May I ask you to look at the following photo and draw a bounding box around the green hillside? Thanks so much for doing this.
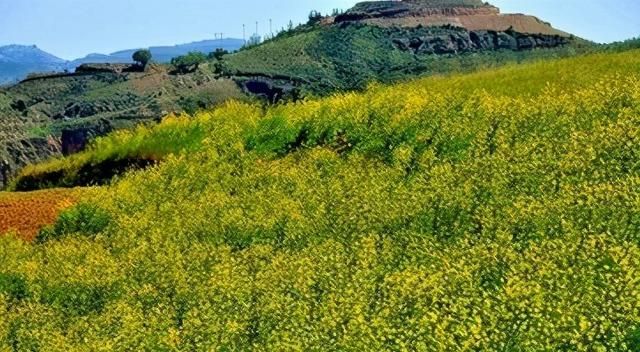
[0,64,246,177]
[14,48,640,190]
[2,49,640,350]
[224,23,592,96]
[0,14,598,175]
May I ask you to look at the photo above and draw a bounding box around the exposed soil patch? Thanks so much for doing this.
[336,1,570,37]
[0,189,81,241]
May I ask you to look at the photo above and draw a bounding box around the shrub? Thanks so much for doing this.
[208,48,229,61]
[171,52,207,74]
[0,273,29,302]
[178,96,202,115]
[36,203,110,243]
[132,49,152,68]
[40,282,112,316]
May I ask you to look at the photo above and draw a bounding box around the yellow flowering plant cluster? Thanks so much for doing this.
[1,49,640,350]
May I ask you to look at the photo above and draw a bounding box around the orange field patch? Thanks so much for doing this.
[0,189,85,241]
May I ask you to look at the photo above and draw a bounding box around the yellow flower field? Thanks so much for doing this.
[1,49,640,350]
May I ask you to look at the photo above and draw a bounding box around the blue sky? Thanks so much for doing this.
[1,0,639,60]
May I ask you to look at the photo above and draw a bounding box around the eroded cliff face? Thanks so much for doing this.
[390,27,570,55]
[335,0,570,37]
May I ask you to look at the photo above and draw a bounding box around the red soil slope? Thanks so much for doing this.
[0,189,81,241]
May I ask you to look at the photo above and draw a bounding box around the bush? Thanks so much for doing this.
[178,96,202,115]
[40,282,113,316]
[132,49,152,68]
[208,48,228,61]
[36,203,111,243]
[0,273,29,302]
[171,52,207,74]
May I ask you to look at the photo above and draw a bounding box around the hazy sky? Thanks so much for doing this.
[1,0,639,60]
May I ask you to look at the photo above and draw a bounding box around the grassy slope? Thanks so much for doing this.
[226,30,330,79]
[2,49,640,350]
[14,48,640,190]
[0,65,246,170]
[0,93,10,109]
[0,93,27,143]
[225,24,595,95]
[7,64,245,131]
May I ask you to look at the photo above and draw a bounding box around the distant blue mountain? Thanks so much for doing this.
[111,39,245,62]
[0,45,66,84]
[0,44,65,64]
[69,38,245,68]
[0,38,244,84]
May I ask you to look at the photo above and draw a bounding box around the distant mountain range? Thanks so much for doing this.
[0,45,67,84]
[0,38,244,84]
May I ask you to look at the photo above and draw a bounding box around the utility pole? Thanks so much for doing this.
[269,19,273,37]
[217,33,224,49]
[243,24,246,44]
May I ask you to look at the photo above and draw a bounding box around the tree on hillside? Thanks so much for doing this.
[308,10,322,25]
[208,48,229,61]
[132,49,152,68]
[171,52,207,74]
[246,34,262,47]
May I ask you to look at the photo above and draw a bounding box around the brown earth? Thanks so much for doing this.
[335,1,570,37]
[361,14,570,36]
[0,188,85,241]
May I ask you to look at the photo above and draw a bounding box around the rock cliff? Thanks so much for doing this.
[390,27,570,55]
